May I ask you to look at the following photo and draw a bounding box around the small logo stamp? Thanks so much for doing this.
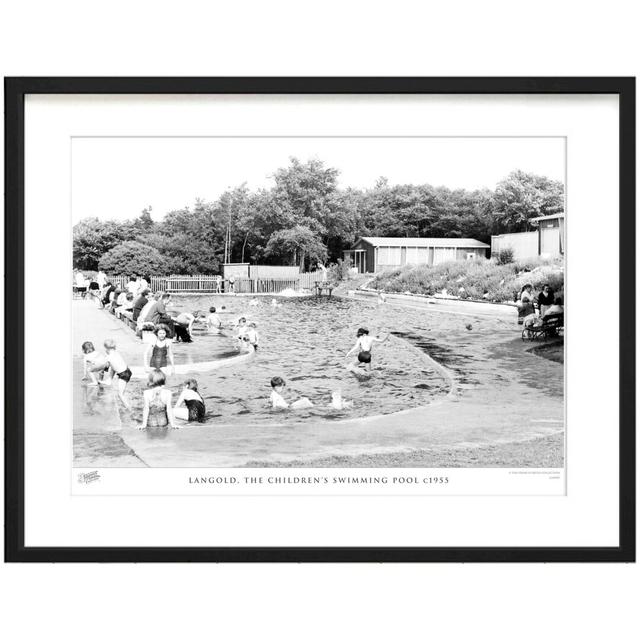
[77,470,101,484]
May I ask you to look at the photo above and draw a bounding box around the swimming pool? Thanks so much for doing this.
[120,294,559,427]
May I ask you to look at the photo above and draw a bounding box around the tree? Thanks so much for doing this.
[133,206,155,232]
[73,217,134,270]
[492,170,564,232]
[98,241,171,276]
[265,225,328,271]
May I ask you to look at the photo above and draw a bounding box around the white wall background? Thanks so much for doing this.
[1,2,638,639]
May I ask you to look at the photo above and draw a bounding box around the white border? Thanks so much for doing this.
[24,94,619,547]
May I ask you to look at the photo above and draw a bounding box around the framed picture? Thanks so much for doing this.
[4,77,635,562]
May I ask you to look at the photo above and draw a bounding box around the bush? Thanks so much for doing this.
[327,257,353,282]
[98,241,172,276]
[495,247,515,265]
[371,256,564,303]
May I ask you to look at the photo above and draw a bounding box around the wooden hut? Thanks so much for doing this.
[343,237,489,274]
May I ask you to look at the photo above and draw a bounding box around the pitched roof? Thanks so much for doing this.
[357,236,490,249]
[529,213,565,222]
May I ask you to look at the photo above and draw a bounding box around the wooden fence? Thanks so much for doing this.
[105,270,327,294]
[299,271,326,289]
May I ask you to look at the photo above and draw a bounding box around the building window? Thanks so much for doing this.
[466,252,475,260]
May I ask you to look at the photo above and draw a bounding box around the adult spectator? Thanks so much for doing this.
[517,283,534,325]
[126,276,138,295]
[96,270,107,289]
[139,292,161,325]
[150,293,175,337]
[102,281,116,306]
[136,275,149,296]
[537,285,555,317]
[132,289,150,321]
[116,289,130,307]
[544,296,564,318]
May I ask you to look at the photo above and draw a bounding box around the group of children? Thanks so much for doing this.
[82,338,206,429]
[83,288,390,427]
[267,327,389,410]
[82,339,133,408]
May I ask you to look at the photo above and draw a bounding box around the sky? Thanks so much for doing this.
[71,137,565,224]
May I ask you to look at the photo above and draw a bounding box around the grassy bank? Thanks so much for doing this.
[370,257,564,303]
[243,433,564,468]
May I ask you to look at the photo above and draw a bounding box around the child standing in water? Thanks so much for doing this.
[206,306,222,334]
[346,327,389,372]
[245,322,260,351]
[103,339,132,408]
[144,324,175,376]
[173,379,206,423]
[138,370,178,430]
[235,316,248,350]
[82,341,108,386]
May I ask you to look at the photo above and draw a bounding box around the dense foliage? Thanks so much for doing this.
[73,158,564,274]
[98,241,170,276]
[371,257,564,303]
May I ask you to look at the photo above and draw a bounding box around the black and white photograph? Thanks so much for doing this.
[72,136,566,473]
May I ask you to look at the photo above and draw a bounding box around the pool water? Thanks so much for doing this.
[122,295,550,427]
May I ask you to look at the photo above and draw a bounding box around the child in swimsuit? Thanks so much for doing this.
[173,378,206,423]
[144,324,175,376]
[346,327,389,372]
[270,376,289,409]
[103,338,132,409]
[269,376,313,410]
[206,306,222,334]
[245,322,259,351]
[235,317,248,350]
[81,341,108,386]
[138,370,179,430]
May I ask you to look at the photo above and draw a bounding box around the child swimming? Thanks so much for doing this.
[346,327,389,372]
[269,376,313,410]
[144,324,175,376]
[81,341,108,386]
[270,376,289,409]
[103,338,132,409]
[173,378,206,423]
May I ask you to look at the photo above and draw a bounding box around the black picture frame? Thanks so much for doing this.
[4,77,635,563]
